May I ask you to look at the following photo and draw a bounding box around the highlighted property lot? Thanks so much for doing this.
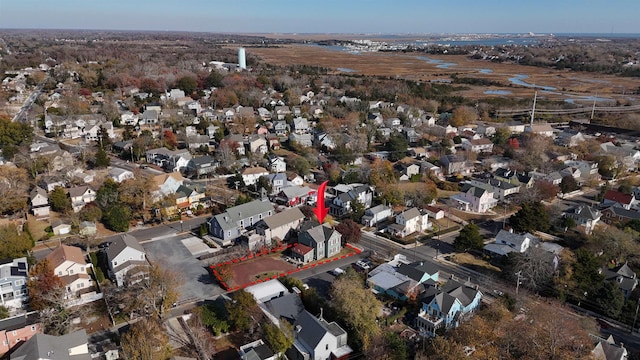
[210,243,362,291]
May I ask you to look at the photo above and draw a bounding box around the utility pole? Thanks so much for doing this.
[591,92,598,120]
[515,271,524,295]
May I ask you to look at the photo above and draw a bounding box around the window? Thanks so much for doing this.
[69,269,73,275]
[113,261,117,266]
[80,267,84,272]
[12,331,16,336]
[58,271,62,275]
[77,283,83,289]
[326,344,329,350]
[30,326,36,331]
[14,280,23,286]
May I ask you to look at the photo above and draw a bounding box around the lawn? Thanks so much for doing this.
[449,252,502,276]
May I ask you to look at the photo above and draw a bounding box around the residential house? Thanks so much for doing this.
[385,117,401,128]
[289,132,313,147]
[265,173,288,195]
[494,168,534,188]
[601,206,640,226]
[599,142,640,172]
[386,208,431,238]
[241,167,270,187]
[186,135,210,150]
[266,134,281,150]
[403,128,421,144]
[603,262,638,299]
[207,200,275,243]
[394,162,420,181]
[275,186,316,207]
[244,279,289,304]
[502,121,526,134]
[185,155,218,178]
[275,106,292,120]
[298,223,342,261]
[175,184,205,210]
[439,154,473,176]
[120,111,138,126]
[9,330,90,360]
[267,155,286,173]
[108,167,134,183]
[78,221,97,236]
[257,107,272,121]
[247,135,268,154]
[239,339,277,360]
[287,173,304,187]
[452,184,498,213]
[141,109,159,125]
[564,205,601,234]
[51,219,72,235]
[524,123,555,137]
[291,243,315,264]
[329,183,373,218]
[367,254,439,300]
[292,117,309,134]
[482,156,514,172]
[39,176,66,192]
[415,279,482,337]
[152,172,184,201]
[67,186,96,213]
[420,161,445,180]
[468,177,520,201]
[424,205,445,220]
[0,258,28,310]
[361,204,393,227]
[556,129,586,147]
[256,207,305,243]
[273,120,288,136]
[105,234,149,287]
[287,310,353,360]
[591,335,628,360]
[46,245,93,299]
[602,190,635,210]
[30,187,50,218]
[0,312,41,355]
[483,229,538,257]
[145,147,192,172]
[461,138,494,153]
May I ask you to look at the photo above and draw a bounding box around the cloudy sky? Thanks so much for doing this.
[1,0,638,34]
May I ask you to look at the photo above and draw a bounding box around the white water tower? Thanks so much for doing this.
[238,48,246,70]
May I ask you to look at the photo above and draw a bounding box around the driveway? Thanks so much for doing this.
[140,234,224,303]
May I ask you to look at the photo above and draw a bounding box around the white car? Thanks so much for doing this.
[356,260,371,270]
[331,267,345,276]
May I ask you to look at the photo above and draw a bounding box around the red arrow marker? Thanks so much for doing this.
[313,181,329,223]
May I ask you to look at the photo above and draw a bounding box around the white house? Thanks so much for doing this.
[267,155,286,173]
[241,167,270,187]
[483,229,538,257]
[256,207,305,243]
[67,186,96,213]
[30,186,50,217]
[152,172,184,201]
[105,234,148,287]
[45,245,93,299]
[108,167,134,183]
[452,184,498,213]
[361,204,393,227]
[386,208,430,238]
[288,310,353,360]
[461,138,494,153]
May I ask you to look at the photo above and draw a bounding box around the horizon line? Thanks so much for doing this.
[0,28,639,37]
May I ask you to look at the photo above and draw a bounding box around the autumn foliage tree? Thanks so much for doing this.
[121,317,172,360]
[335,219,362,246]
[163,130,178,150]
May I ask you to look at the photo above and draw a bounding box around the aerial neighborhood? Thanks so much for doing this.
[0,29,638,359]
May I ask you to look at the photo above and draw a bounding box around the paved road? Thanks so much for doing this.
[12,80,44,123]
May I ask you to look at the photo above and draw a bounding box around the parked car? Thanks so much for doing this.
[331,267,345,276]
[356,259,372,270]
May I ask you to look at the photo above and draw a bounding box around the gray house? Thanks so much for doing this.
[298,223,342,261]
[207,200,275,243]
[9,329,90,360]
[287,310,352,360]
[185,155,218,178]
[0,257,29,310]
[105,234,148,287]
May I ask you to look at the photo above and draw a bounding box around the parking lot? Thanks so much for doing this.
[140,234,225,303]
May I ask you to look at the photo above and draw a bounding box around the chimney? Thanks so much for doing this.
[295,325,302,333]
[509,228,513,233]
[319,307,324,320]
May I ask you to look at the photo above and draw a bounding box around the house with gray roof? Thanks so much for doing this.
[361,204,393,227]
[439,154,473,176]
[468,177,520,201]
[30,187,50,218]
[185,155,218,178]
[298,223,341,261]
[105,234,148,287]
[292,117,309,134]
[367,254,439,300]
[416,279,482,337]
[256,207,305,243]
[452,183,498,213]
[275,186,316,207]
[239,339,277,360]
[604,262,638,299]
[207,200,274,243]
[329,183,373,218]
[564,205,601,234]
[287,310,353,360]
[386,207,431,238]
[10,329,90,360]
[483,229,538,257]
[591,335,628,360]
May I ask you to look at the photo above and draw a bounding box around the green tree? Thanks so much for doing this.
[349,199,366,223]
[0,305,9,320]
[290,156,311,176]
[204,71,224,88]
[256,175,272,193]
[225,289,261,332]
[454,224,484,252]
[0,116,33,154]
[176,76,198,95]
[96,178,120,208]
[80,204,103,222]
[94,146,110,168]
[572,248,605,293]
[594,281,625,319]
[559,175,579,194]
[387,133,408,162]
[508,202,549,233]
[263,321,294,357]
[491,127,510,146]
[330,269,381,350]
[0,224,33,259]
[102,205,130,232]
[49,186,71,212]
[194,303,229,336]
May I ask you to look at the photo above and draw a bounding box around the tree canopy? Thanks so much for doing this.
[508,202,549,233]
[0,224,33,259]
[335,219,362,246]
[454,224,484,252]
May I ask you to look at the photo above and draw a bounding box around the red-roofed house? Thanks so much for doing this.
[291,243,314,264]
[602,190,635,210]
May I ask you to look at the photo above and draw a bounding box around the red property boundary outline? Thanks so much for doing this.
[210,243,363,291]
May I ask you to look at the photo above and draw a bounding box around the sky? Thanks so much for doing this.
[0,0,638,34]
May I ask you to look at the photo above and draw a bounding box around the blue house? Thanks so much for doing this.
[415,279,482,337]
[367,255,439,301]
[207,200,274,245]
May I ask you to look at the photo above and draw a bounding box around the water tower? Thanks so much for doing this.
[238,48,246,70]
